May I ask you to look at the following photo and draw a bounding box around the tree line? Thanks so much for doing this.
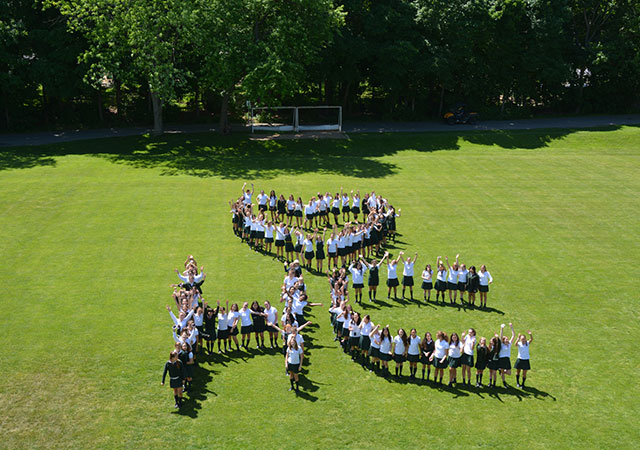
[1,0,638,133]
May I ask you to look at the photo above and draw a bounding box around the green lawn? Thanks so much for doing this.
[1,126,639,448]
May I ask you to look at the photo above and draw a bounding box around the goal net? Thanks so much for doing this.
[297,106,342,132]
[249,105,342,132]
[250,106,296,132]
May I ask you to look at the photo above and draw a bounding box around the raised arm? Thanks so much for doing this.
[369,324,380,338]
[455,254,460,266]
[509,323,515,344]
[444,256,451,270]
[242,182,247,196]
[298,320,312,332]
[378,251,389,266]
[527,330,533,344]
[500,324,505,340]
[167,306,179,326]
[267,322,284,334]
[413,252,418,265]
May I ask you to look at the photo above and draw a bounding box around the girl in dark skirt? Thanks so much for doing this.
[286,194,295,226]
[446,332,462,386]
[348,312,362,361]
[302,232,315,269]
[162,350,186,408]
[466,266,480,307]
[349,258,367,304]
[229,200,240,236]
[401,251,418,300]
[420,332,435,380]
[264,220,275,254]
[515,330,533,388]
[421,264,433,302]
[487,336,501,388]
[358,314,373,367]
[445,255,460,304]
[478,264,493,308]
[228,303,241,351]
[294,197,303,227]
[277,194,287,222]
[350,189,361,222]
[392,328,409,377]
[340,187,350,222]
[269,190,277,221]
[284,226,295,262]
[363,252,388,302]
[475,337,489,387]
[274,223,286,260]
[434,257,448,303]
[238,302,254,349]
[178,342,194,393]
[369,324,382,373]
[294,228,304,262]
[431,331,449,384]
[217,301,230,353]
[326,230,338,271]
[263,301,279,348]
[407,328,422,379]
[202,301,218,354]
[461,328,476,385]
[379,326,393,377]
[331,192,341,226]
[285,338,304,392]
[250,301,266,348]
[499,323,515,386]
[315,228,326,272]
[386,252,403,299]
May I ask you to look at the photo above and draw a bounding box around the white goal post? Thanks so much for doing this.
[249,105,342,133]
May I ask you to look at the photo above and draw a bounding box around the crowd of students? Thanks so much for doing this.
[328,296,533,388]
[229,184,401,270]
[162,256,320,408]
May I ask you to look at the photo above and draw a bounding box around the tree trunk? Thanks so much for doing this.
[150,91,163,135]
[97,89,104,124]
[114,79,122,116]
[438,85,445,117]
[42,84,49,127]
[219,90,231,134]
[4,106,10,130]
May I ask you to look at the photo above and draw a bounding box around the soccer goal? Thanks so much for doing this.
[249,106,296,132]
[297,106,342,132]
[249,105,342,133]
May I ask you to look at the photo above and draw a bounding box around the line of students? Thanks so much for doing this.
[229,186,401,270]
[328,295,533,389]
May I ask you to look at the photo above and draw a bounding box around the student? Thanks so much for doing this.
[286,195,296,226]
[401,252,418,299]
[268,190,277,220]
[304,199,317,229]
[369,324,382,373]
[241,182,254,205]
[487,336,501,388]
[239,302,254,349]
[431,331,449,384]
[228,303,241,351]
[285,339,304,392]
[340,187,350,222]
[420,332,435,381]
[178,342,195,393]
[275,223,286,260]
[331,192,341,226]
[326,230,338,271]
[499,323,515,386]
[217,301,230,353]
[446,332,462,386]
[445,255,460,304]
[263,301,279,348]
[284,226,295,262]
[407,328,422,379]
[421,264,433,302]
[257,189,268,213]
[379,325,393,377]
[434,257,448,303]
[162,350,186,409]
[264,220,275,253]
[348,312,362,361]
[466,266,480,307]
[250,301,266,348]
[348,257,368,304]
[475,337,489,387]
[315,228,326,272]
[202,301,218,354]
[478,265,493,308]
[392,328,409,377]
[386,252,403,299]
[515,330,533,388]
[294,197,303,227]
[277,194,287,222]
[363,252,387,302]
[302,232,315,269]
[359,314,373,367]
[350,189,361,221]
[461,328,476,385]
[293,227,305,262]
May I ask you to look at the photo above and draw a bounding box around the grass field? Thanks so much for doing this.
[1,126,639,448]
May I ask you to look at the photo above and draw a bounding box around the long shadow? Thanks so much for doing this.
[3,125,633,175]
[174,363,216,418]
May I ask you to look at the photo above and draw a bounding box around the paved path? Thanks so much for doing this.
[1,114,639,147]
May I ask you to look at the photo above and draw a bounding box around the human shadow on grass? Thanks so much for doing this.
[4,126,628,175]
[174,363,216,418]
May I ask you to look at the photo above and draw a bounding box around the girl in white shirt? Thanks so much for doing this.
[228,303,241,351]
[457,263,469,303]
[216,301,230,353]
[263,301,279,348]
[421,264,433,302]
[256,189,268,213]
[430,330,449,384]
[302,233,315,269]
[275,223,286,259]
[369,324,382,373]
[392,328,409,377]
[348,312,362,360]
[269,190,278,220]
[340,187,350,222]
[447,332,463,386]
[239,302,254,349]
[378,326,393,377]
[348,259,367,304]
[326,231,338,271]
[445,255,460,304]
[350,189,361,221]
[401,251,418,300]
[515,330,533,388]
[406,328,422,378]
[241,182,254,205]
[285,339,304,392]
[331,191,341,226]
[363,252,388,302]
[499,323,515,386]
[478,264,493,308]
[264,220,275,253]
[286,195,296,226]
[294,197,303,227]
[358,315,373,367]
[460,328,476,385]
[435,257,448,303]
[386,252,403,299]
